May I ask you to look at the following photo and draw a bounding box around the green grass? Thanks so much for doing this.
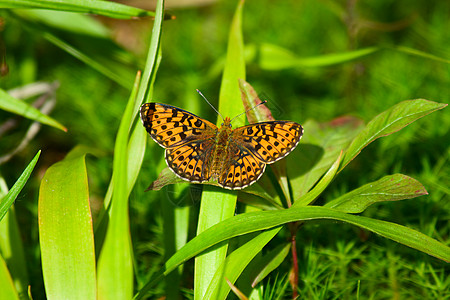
[1,0,449,299]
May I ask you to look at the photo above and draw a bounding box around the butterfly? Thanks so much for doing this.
[140,102,303,190]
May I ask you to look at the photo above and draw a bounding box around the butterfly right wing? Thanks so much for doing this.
[140,103,217,148]
[232,121,303,164]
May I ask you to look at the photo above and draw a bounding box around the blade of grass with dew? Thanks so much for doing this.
[38,149,95,299]
[0,89,66,131]
[1,0,155,19]
[0,255,19,300]
[0,151,41,221]
[341,99,448,171]
[96,71,141,300]
[194,1,246,299]
[204,228,280,300]
[164,206,450,274]
[325,174,428,213]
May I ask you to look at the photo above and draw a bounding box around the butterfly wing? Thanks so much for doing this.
[140,103,218,183]
[232,121,303,164]
[165,139,215,183]
[217,143,266,189]
[140,103,217,148]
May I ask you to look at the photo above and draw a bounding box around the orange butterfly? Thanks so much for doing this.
[140,102,303,190]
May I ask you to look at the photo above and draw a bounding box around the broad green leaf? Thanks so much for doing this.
[289,117,363,201]
[259,44,379,70]
[325,174,428,213]
[341,99,448,170]
[204,228,280,300]
[0,255,19,300]
[251,243,291,287]
[195,1,246,299]
[165,206,450,274]
[0,151,41,221]
[0,89,66,131]
[39,150,95,299]
[1,0,155,19]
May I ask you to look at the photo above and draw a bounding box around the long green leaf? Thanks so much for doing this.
[165,206,450,274]
[341,99,448,170]
[39,150,95,299]
[0,89,66,131]
[0,151,41,221]
[195,1,246,299]
[325,174,428,213]
[1,0,155,19]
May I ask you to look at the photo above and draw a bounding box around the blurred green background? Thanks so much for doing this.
[1,0,449,298]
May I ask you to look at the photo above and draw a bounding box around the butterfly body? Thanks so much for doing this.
[141,103,303,190]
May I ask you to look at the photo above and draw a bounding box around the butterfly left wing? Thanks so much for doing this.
[140,103,217,149]
[165,139,215,183]
[232,121,303,164]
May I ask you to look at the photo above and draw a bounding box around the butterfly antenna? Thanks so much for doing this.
[196,89,225,122]
[230,100,268,123]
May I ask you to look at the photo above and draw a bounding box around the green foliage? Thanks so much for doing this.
[0,0,449,299]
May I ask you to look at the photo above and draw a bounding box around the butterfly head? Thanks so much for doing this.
[221,116,232,128]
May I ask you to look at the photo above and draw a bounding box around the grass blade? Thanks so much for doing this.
[98,0,164,297]
[96,71,141,300]
[38,150,95,299]
[259,44,379,70]
[251,243,291,287]
[0,89,66,131]
[1,0,155,19]
[292,151,342,207]
[0,151,41,221]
